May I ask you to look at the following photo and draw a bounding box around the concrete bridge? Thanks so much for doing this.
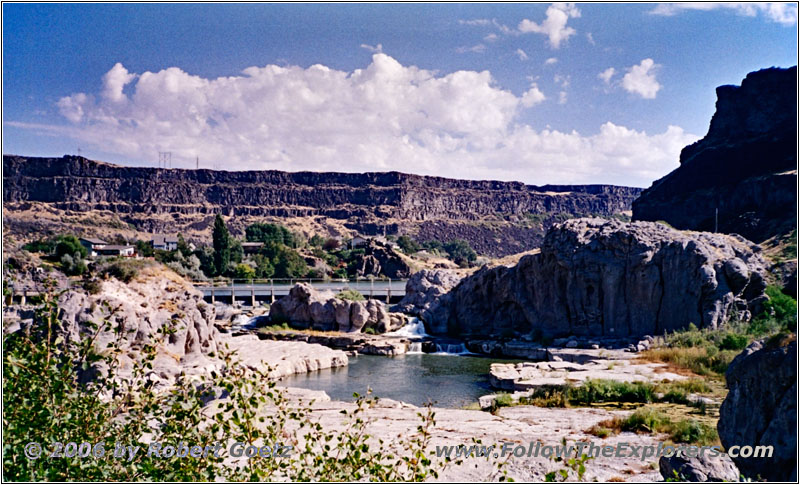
[195,279,408,306]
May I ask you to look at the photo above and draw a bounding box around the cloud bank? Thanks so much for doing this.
[650,2,797,26]
[33,54,698,187]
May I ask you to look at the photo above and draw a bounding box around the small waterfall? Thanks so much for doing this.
[407,342,423,354]
[385,317,430,338]
[231,314,260,332]
[434,343,469,355]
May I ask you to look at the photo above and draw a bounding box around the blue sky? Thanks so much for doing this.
[3,3,797,187]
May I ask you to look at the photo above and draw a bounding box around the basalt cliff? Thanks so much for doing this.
[3,155,641,257]
[633,66,797,243]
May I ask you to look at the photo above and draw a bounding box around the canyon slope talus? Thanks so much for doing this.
[633,66,797,243]
[3,155,641,257]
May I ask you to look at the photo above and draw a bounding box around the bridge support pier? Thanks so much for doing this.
[386,287,391,304]
[210,287,215,304]
[251,287,256,307]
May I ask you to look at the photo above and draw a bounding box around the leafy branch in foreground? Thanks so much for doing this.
[2,285,463,481]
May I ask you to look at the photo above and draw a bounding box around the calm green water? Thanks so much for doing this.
[281,353,519,408]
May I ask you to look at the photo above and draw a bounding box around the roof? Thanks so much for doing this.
[241,242,264,247]
[80,237,108,245]
[152,234,179,245]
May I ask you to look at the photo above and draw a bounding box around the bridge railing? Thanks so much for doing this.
[194,277,408,288]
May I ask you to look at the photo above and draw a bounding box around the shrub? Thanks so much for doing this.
[669,419,718,446]
[397,235,420,255]
[83,279,103,295]
[54,235,88,260]
[619,407,670,433]
[322,238,340,251]
[233,263,256,280]
[3,291,456,481]
[336,289,365,301]
[101,260,148,283]
[719,332,748,350]
[59,252,87,276]
[443,239,477,267]
[309,234,325,247]
[569,379,655,405]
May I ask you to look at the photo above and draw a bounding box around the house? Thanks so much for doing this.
[79,237,108,257]
[348,236,368,249]
[96,245,136,257]
[241,242,264,254]
[152,234,179,251]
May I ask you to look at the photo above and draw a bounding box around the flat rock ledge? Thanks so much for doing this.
[487,348,685,393]
[223,334,349,379]
[255,329,411,356]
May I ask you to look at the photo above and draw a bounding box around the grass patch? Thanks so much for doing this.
[587,406,718,446]
[336,289,365,301]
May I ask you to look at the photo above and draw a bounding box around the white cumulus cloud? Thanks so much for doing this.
[25,54,700,186]
[598,67,616,84]
[515,49,530,61]
[650,2,797,25]
[545,57,558,65]
[518,3,581,48]
[521,84,546,107]
[360,43,383,53]
[622,59,661,99]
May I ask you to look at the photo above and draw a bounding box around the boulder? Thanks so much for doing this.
[269,283,406,334]
[659,453,740,482]
[428,218,769,339]
[391,269,462,333]
[718,337,797,481]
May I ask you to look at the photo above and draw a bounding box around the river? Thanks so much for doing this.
[281,353,521,408]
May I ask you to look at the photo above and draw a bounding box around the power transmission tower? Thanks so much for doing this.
[196,156,199,169]
[158,151,172,169]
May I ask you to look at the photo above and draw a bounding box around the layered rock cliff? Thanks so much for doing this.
[423,218,769,339]
[633,66,797,243]
[3,155,641,257]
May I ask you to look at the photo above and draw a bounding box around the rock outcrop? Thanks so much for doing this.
[717,337,797,481]
[633,66,797,244]
[354,240,412,278]
[269,283,407,333]
[427,218,769,338]
[3,155,641,257]
[391,269,462,323]
[8,265,348,384]
[658,453,740,482]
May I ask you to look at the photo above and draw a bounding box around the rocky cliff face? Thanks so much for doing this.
[424,218,769,339]
[718,338,796,481]
[633,67,797,243]
[3,155,641,257]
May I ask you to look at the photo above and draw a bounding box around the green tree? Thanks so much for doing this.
[230,239,244,265]
[252,254,275,278]
[194,246,216,277]
[212,215,231,276]
[444,239,477,267]
[55,235,88,260]
[397,235,420,255]
[135,240,154,258]
[309,234,325,247]
[322,238,340,251]
[273,245,308,278]
[233,263,256,280]
[177,233,192,257]
[245,223,296,248]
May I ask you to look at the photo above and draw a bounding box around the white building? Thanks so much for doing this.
[152,234,179,251]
